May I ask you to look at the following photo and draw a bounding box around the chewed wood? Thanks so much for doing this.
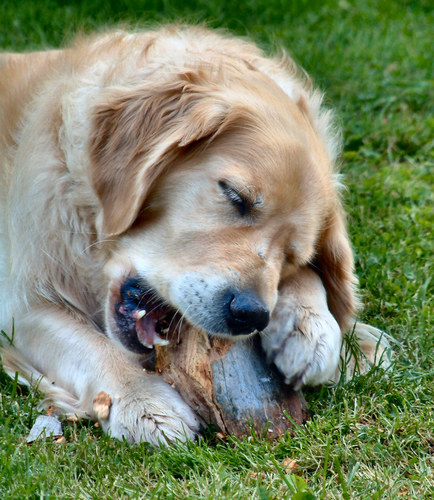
[155,328,309,437]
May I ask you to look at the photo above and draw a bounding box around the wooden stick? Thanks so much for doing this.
[155,327,309,438]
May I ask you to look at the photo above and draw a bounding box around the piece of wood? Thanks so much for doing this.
[155,327,309,438]
[93,391,112,420]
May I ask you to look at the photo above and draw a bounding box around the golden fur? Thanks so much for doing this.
[0,26,369,445]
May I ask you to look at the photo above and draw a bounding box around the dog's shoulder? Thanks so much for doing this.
[0,50,64,152]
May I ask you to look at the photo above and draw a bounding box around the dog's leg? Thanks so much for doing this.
[2,307,200,446]
[260,267,342,389]
[335,322,393,383]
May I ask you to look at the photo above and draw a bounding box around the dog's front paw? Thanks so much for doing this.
[261,304,341,389]
[100,374,200,446]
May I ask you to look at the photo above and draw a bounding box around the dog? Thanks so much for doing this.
[1,26,376,446]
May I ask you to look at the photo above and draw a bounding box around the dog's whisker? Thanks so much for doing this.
[174,305,191,343]
[70,239,119,267]
[174,305,192,343]
[166,309,182,337]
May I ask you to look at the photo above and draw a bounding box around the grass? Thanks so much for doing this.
[0,0,432,498]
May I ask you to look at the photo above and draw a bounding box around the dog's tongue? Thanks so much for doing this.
[134,310,169,349]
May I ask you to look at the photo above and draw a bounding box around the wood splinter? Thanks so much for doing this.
[93,391,112,420]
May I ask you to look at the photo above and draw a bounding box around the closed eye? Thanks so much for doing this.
[218,180,251,217]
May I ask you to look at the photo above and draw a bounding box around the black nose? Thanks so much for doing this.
[225,290,270,335]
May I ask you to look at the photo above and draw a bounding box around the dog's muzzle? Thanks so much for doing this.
[112,276,271,354]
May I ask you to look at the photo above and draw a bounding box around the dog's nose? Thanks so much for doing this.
[225,290,270,335]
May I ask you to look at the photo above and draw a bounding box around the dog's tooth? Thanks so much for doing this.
[153,335,169,346]
[136,309,146,319]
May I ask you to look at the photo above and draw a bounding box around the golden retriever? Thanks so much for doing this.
[0,26,383,446]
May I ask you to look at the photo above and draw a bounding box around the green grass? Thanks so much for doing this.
[1,0,433,498]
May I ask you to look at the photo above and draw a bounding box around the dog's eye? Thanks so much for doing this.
[218,180,250,217]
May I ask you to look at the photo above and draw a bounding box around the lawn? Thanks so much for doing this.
[0,0,432,498]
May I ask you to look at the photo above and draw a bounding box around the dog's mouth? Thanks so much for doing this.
[114,277,180,351]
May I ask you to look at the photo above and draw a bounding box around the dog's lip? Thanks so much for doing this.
[117,305,170,348]
[135,309,170,348]
[114,277,177,349]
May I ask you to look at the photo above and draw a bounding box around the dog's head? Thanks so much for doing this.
[89,63,356,353]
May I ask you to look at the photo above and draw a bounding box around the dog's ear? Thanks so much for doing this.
[312,201,358,329]
[89,74,228,235]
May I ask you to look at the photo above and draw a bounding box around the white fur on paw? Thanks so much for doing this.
[101,375,200,446]
[261,306,341,389]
